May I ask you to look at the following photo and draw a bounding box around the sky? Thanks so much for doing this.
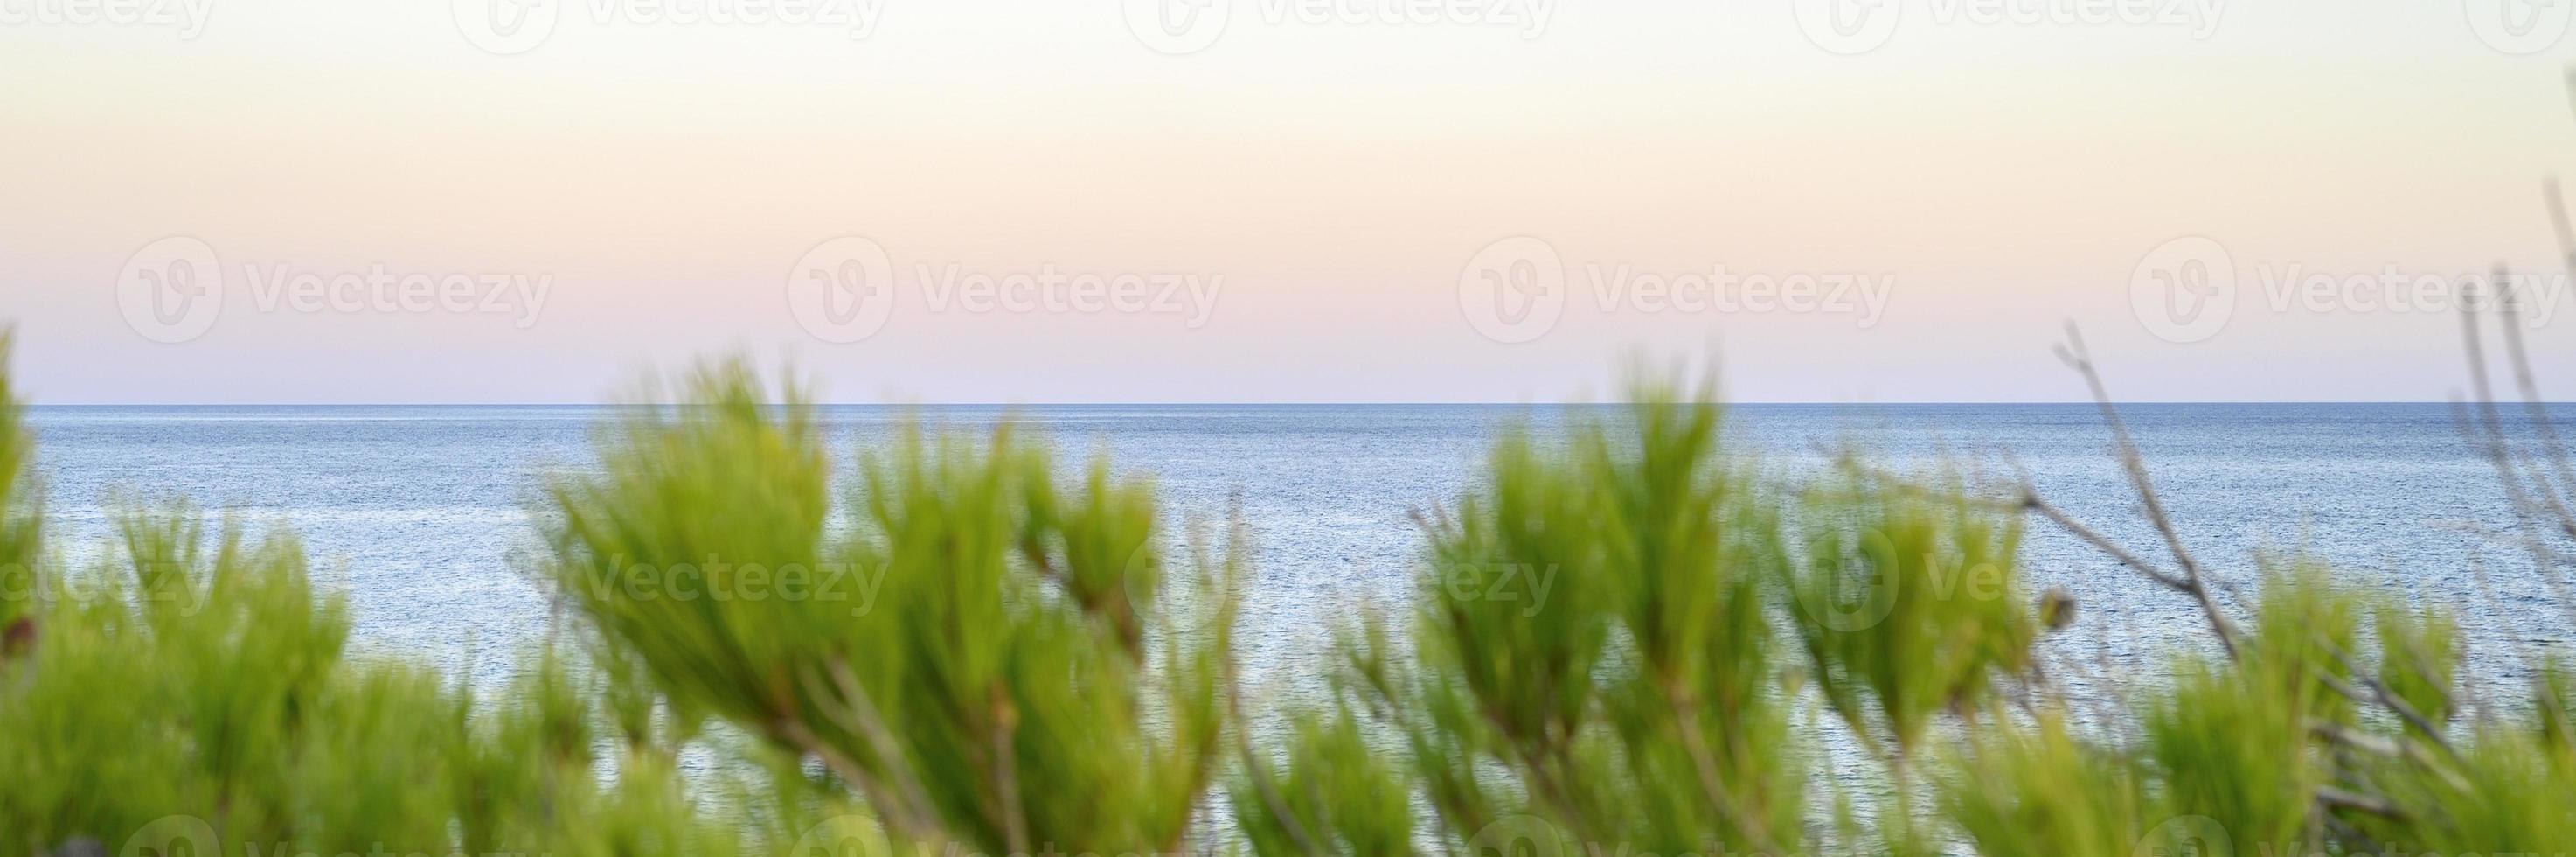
[5,0,2576,403]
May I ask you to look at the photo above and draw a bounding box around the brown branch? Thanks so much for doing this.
[774,714,941,844]
[2310,720,2405,758]
[1229,686,1327,857]
[796,658,946,842]
[2316,642,2463,764]
[2311,719,2473,795]
[1819,447,2197,594]
[2315,785,2404,819]
[2480,269,2576,538]
[2498,213,2576,510]
[2019,489,2195,592]
[1665,685,1792,857]
[989,682,1031,857]
[2055,324,2241,658]
[2461,288,2552,533]
[2454,299,2576,631]
[2320,811,2388,855]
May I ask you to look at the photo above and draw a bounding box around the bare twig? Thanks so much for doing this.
[2454,298,2576,631]
[2315,785,2404,819]
[2494,247,2576,512]
[989,682,1031,857]
[2322,813,2386,855]
[2476,271,2576,540]
[796,658,946,842]
[1226,681,1326,857]
[2019,489,2196,592]
[1820,447,2196,594]
[1665,685,1793,857]
[2052,325,2242,656]
[2314,643,2461,763]
[774,714,942,844]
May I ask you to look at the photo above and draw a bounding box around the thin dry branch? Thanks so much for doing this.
[1663,686,1793,857]
[1226,691,1326,857]
[2314,643,2462,763]
[2018,489,2195,592]
[795,658,947,842]
[2315,785,2405,820]
[2052,325,2243,657]
[2468,271,2576,542]
[2454,303,2576,632]
[1818,446,2194,593]
[2495,246,2576,511]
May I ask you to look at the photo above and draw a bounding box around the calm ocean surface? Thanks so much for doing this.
[22,403,2573,708]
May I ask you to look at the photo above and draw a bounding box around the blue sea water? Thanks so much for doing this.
[21,403,2573,708]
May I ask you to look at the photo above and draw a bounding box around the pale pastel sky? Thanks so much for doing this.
[5,0,2576,403]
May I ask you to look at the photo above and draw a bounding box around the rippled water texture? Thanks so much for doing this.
[26,403,2571,706]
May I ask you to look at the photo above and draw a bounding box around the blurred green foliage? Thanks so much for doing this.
[3,339,2576,856]
[1277,380,1808,856]
[1788,470,2033,760]
[0,331,38,645]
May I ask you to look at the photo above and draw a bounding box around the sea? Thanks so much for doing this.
[21,403,2574,720]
